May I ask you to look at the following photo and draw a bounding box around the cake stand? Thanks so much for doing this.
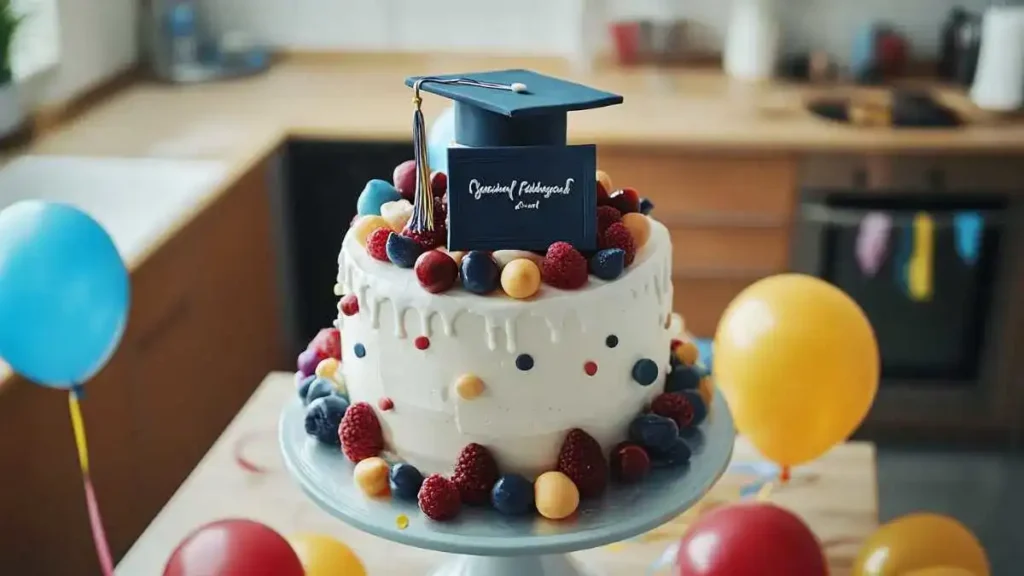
[279,393,735,576]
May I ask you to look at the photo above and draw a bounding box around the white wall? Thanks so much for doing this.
[204,0,991,64]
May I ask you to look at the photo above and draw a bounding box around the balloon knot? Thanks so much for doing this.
[780,466,791,484]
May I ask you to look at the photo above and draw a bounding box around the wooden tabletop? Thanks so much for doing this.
[116,372,878,575]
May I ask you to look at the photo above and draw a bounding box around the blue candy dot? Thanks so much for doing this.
[606,335,619,348]
[631,358,659,386]
[354,343,366,358]
[515,354,534,371]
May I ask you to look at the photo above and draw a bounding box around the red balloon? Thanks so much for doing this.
[163,519,305,576]
[676,503,828,576]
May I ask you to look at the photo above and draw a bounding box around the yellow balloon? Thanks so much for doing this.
[287,533,367,576]
[713,274,879,466]
[853,513,989,576]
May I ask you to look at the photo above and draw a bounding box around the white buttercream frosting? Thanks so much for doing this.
[336,221,674,478]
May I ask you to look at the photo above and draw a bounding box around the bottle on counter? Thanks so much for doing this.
[167,0,199,66]
[939,8,968,80]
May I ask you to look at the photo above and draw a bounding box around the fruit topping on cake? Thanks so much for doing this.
[418,474,462,521]
[354,457,391,496]
[629,413,680,452]
[339,293,359,316]
[621,212,651,249]
[309,328,341,360]
[500,258,542,299]
[596,170,614,202]
[304,395,349,445]
[339,402,384,463]
[414,250,459,293]
[385,232,425,268]
[541,241,588,290]
[606,187,640,214]
[588,248,626,281]
[596,205,623,234]
[459,251,501,295]
[380,199,413,232]
[600,222,637,266]
[639,197,655,215]
[534,471,580,520]
[452,443,501,506]
[649,438,693,468]
[556,429,609,498]
[389,463,425,501]
[357,179,402,216]
[393,160,417,201]
[365,227,393,262]
[610,442,651,483]
[491,474,534,516]
[430,171,447,198]
[651,392,697,430]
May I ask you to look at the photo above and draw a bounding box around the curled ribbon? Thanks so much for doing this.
[69,389,114,576]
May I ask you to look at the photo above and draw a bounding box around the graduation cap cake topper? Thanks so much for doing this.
[406,70,623,252]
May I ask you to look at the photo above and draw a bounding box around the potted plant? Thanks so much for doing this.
[0,0,23,137]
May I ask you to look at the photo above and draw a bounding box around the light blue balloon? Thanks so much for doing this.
[427,105,455,175]
[0,201,130,388]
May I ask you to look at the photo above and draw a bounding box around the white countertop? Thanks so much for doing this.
[0,155,229,268]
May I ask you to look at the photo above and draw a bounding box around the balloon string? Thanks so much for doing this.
[69,389,114,576]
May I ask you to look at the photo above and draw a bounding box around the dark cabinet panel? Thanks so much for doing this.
[284,140,413,351]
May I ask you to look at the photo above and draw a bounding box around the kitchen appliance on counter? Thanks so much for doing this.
[970,3,1024,111]
[723,0,779,81]
[139,0,269,83]
[793,157,1024,444]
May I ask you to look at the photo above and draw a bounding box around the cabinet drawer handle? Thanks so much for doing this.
[134,296,194,353]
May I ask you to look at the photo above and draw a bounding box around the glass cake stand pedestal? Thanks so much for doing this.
[279,394,735,576]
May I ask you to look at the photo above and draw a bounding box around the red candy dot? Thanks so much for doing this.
[670,338,683,351]
[584,361,598,376]
[414,336,430,350]
[340,294,359,316]
[378,397,394,411]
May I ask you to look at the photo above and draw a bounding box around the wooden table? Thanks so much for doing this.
[116,372,878,575]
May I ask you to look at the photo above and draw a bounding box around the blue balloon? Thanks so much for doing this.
[427,105,455,174]
[0,201,130,388]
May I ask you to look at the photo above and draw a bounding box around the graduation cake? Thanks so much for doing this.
[295,70,712,522]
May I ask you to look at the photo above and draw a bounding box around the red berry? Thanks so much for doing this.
[414,336,430,350]
[378,397,394,411]
[310,328,341,360]
[556,429,608,498]
[610,442,651,483]
[670,338,684,351]
[339,294,359,316]
[452,443,500,506]
[651,392,695,429]
[401,227,445,250]
[418,474,461,521]
[596,179,612,205]
[600,223,637,266]
[393,160,417,201]
[414,250,459,293]
[608,188,641,214]
[541,242,588,290]
[430,171,448,198]
[366,227,393,262]
[339,402,384,463]
[596,205,622,235]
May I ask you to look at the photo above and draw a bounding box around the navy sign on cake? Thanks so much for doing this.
[447,145,597,251]
[405,69,622,251]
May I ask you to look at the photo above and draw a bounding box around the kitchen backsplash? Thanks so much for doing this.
[204,0,991,64]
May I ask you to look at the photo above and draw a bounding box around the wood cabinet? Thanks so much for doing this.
[0,159,289,575]
[598,148,798,337]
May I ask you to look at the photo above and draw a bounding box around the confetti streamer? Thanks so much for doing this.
[908,212,934,302]
[954,211,983,266]
[69,390,114,576]
[855,212,892,277]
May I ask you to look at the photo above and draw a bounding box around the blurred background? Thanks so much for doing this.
[0,0,1022,574]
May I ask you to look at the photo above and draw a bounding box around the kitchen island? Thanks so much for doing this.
[1,53,1021,575]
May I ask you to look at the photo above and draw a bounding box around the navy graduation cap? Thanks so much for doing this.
[404,70,623,252]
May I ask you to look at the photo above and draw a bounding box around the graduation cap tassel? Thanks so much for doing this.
[410,80,435,233]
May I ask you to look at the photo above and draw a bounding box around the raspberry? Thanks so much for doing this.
[556,429,608,498]
[541,242,588,290]
[600,222,636,266]
[651,392,695,430]
[339,294,359,316]
[365,227,392,262]
[417,474,461,521]
[452,443,500,506]
[339,402,384,462]
[610,442,651,484]
[596,205,622,235]
[309,328,341,360]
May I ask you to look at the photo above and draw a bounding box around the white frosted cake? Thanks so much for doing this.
[293,68,713,522]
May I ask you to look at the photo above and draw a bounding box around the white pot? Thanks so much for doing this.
[0,84,25,137]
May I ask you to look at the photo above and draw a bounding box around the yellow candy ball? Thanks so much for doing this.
[443,249,466,267]
[534,471,579,520]
[353,457,390,496]
[596,170,614,195]
[673,340,700,366]
[315,358,341,381]
[500,259,542,299]
[455,374,485,400]
[352,216,390,247]
[621,213,651,249]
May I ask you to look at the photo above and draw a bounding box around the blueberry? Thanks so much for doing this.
[631,358,660,386]
[681,390,708,426]
[386,233,425,268]
[665,365,701,393]
[588,248,625,280]
[629,414,679,452]
[297,375,317,403]
[650,437,692,468]
[389,463,425,501]
[304,377,338,405]
[304,395,349,444]
[460,251,500,294]
[639,197,655,215]
[491,474,534,516]
[357,179,402,216]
